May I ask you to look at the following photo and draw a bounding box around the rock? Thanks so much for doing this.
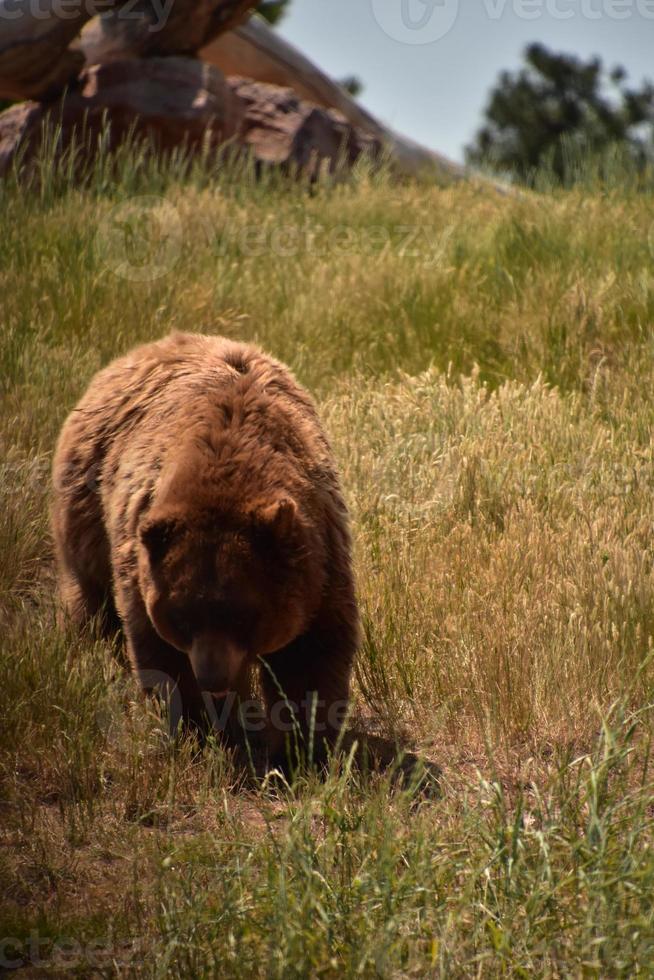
[201,15,468,182]
[0,0,89,102]
[0,57,243,175]
[80,11,464,182]
[228,77,381,177]
[0,0,255,102]
[202,15,386,141]
[74,0,256,65]
[0,60,381,179]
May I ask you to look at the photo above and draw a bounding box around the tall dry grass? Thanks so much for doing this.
[1,146,654,975]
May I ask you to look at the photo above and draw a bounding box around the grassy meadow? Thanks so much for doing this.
[1,148,654,976]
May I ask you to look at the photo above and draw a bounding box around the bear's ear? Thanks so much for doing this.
[139,517,178,564]
[252,496,298,539]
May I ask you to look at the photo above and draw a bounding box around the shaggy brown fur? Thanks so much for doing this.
[51,332,360,766]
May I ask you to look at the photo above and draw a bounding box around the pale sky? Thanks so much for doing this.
[278,0,653,162]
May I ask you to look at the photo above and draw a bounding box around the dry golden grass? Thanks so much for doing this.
[1,150,654,975]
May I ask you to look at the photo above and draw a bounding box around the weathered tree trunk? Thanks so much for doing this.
[0,0,255,102]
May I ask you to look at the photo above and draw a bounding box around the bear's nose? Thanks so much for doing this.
[189,636,246,693]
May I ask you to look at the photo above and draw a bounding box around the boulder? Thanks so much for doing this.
[229,77,380,177]
[72,0,256,64]
[0,59,381,178]
[0,57,243,175]
[201,15,467,181]
[0,0,88,102]
[0,0,255,102]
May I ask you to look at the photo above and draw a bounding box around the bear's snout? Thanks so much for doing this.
[189,635,246,693]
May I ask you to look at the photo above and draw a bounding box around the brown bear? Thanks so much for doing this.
[51,332,360,767]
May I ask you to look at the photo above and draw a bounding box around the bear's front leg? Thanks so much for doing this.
[114,576,211,734]
[117,591,210,736]
[260,621,355,771]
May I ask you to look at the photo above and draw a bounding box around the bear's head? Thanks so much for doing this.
[137,496,324,694]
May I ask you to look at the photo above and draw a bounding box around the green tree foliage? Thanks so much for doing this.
[466,44,654,183]
[339,75,364,98]
[257,0,291,24]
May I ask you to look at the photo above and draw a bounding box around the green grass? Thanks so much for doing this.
[2,147,654,976]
